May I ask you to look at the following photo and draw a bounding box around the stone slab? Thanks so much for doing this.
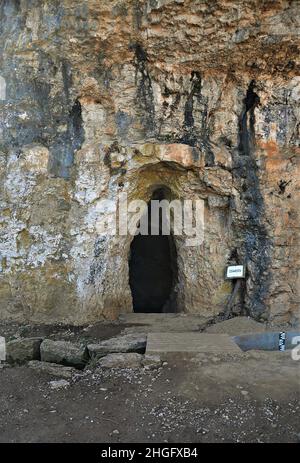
[146,332,242,354]
[88,333,147,357]
[119,313,210,333]
[28,360,76,379]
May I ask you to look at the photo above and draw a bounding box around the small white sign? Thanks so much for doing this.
[226,265,245,279]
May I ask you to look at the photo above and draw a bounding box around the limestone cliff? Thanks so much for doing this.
[0,0,299,325]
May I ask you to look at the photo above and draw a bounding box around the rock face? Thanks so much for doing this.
[40,340,88,368]
[0,1,299,325]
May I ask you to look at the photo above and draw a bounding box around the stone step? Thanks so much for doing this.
[118,313,210,332]
[146,332,242,354]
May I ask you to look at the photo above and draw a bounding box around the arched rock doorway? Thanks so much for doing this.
[129,188,178,313]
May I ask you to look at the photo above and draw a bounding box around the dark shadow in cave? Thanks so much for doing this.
[129,188,178,313]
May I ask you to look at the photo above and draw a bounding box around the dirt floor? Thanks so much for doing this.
[0,317,299,443]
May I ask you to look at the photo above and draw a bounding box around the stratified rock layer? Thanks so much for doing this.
[0,1,299,325]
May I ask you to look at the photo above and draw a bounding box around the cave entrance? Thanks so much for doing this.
[129,188,177,313]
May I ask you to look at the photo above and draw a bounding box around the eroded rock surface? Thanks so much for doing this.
[40,339,88,368]
[28,360,77,379]
[6,337,43,364]
[88,333,147,356]
[0,1,299,325]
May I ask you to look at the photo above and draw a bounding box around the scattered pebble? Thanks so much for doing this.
[49,380,70,390]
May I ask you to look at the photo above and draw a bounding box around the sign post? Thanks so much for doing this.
[223,265,246,318]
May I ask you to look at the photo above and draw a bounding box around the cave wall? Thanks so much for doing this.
[0,0,299,325]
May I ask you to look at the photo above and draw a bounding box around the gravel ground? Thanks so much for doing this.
[0,348,299,443]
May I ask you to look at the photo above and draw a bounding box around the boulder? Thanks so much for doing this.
[40,339,88,368]
[6,337,42,364]
[96,353,142,369]
[28,360,76,379]
[88,333,147,357]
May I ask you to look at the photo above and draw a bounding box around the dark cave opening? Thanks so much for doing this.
[129,188,177,313]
